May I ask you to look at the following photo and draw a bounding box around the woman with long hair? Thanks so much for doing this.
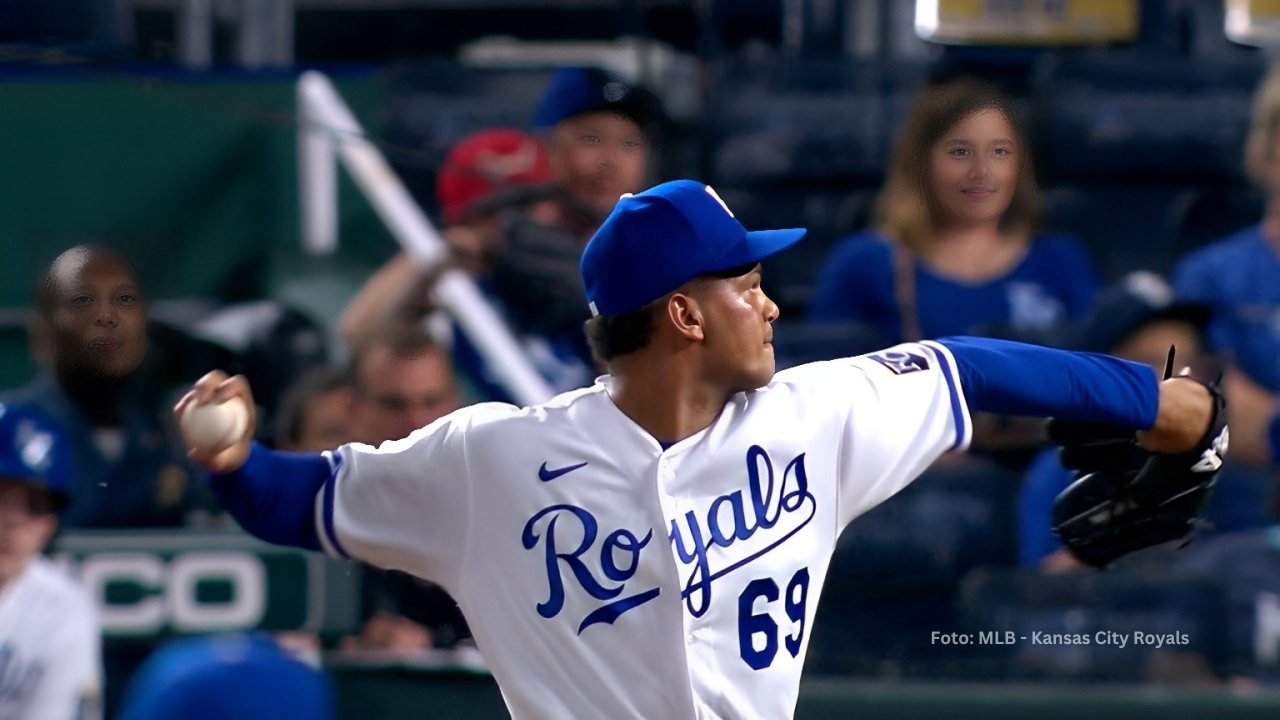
[809,76,1097,346]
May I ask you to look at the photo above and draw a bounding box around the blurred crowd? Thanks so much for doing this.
[5,47,1280,719]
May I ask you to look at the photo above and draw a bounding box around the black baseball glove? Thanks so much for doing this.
[1047,354,1229,568]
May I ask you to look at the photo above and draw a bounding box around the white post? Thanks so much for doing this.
[295,72,556,407]
[298,78,337,255]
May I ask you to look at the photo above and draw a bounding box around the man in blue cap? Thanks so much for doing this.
[339,68,669,405]
[533,66,667,223]
[456,65,668,396]
[0,402,101,719]
[179,180,1223,719]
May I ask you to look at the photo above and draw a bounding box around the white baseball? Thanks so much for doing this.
[181,398,249,453]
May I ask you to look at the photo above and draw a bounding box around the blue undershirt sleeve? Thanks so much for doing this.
[206,442,330,551]
[937,336,1159,429]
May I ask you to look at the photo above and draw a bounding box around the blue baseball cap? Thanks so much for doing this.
[532,66,667,131]
[119,633,334,720]
[580,180,807,317]
[1074,271,1212,353]
[0,403,72,509]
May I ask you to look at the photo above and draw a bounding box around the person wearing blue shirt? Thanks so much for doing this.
[1172,61,1280,394]
[1173,224,1280,395]
[3,245,217,528]
[810,77,1099,460]
[809,76,1097,346]
[1171,64,1280,469]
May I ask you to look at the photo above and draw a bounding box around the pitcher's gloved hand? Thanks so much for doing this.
[1048,349,1229,568]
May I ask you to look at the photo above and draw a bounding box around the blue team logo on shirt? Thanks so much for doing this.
[0,642,44,710]
[869,350,930,375]
[668,446,815,618]
[521,505,658,634]
[521,446,815,633]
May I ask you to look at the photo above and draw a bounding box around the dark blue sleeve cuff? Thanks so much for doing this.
[207,442,331,552]
[938,336,1159,429]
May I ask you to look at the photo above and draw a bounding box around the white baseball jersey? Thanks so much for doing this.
[0,557,101,720]
[316,340,971,719]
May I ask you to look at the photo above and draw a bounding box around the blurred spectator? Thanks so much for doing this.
[117,633,334,720]
[808,76,1098,460]
[339,68,668,401]
[2,245,213,528]
[532,66,665,223]
[348,324,463,446]
[436,128,559,276]
[1171,63,1280,468]
[338,128,558,349]
[808,76,1097,346]
[0,402,101,720]
[1018,272,1271,571]
[1171,525,1280,685]
[487,66,664,379]
[273,366,354,453]
[342,324,471,652]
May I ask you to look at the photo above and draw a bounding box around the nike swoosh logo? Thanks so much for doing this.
[538,461,588,482]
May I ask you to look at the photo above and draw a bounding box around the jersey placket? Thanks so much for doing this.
[652,447,731,716]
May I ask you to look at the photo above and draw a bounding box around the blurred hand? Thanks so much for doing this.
[1039,548,1089,574]
[173,370,256,474]
[341,611,433,653]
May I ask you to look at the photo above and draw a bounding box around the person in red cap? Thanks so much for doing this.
[434,128,557,273]
[340,68,670,404]
[436,128,553,223]
[338,127,557,346]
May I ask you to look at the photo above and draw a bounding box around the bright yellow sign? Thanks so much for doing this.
[916,0,1139,45]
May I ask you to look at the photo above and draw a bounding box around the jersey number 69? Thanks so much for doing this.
[737,567,810,670]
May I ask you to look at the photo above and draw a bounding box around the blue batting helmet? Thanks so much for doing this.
[0,403,72,509]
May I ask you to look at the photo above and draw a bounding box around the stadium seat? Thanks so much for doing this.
[1040,183,1190,281]
[1167,184,1264,259]
[1032,52,1266,185]
[704,58,930,186]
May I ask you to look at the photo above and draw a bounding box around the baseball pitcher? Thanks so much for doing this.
[177,180,1225,719]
